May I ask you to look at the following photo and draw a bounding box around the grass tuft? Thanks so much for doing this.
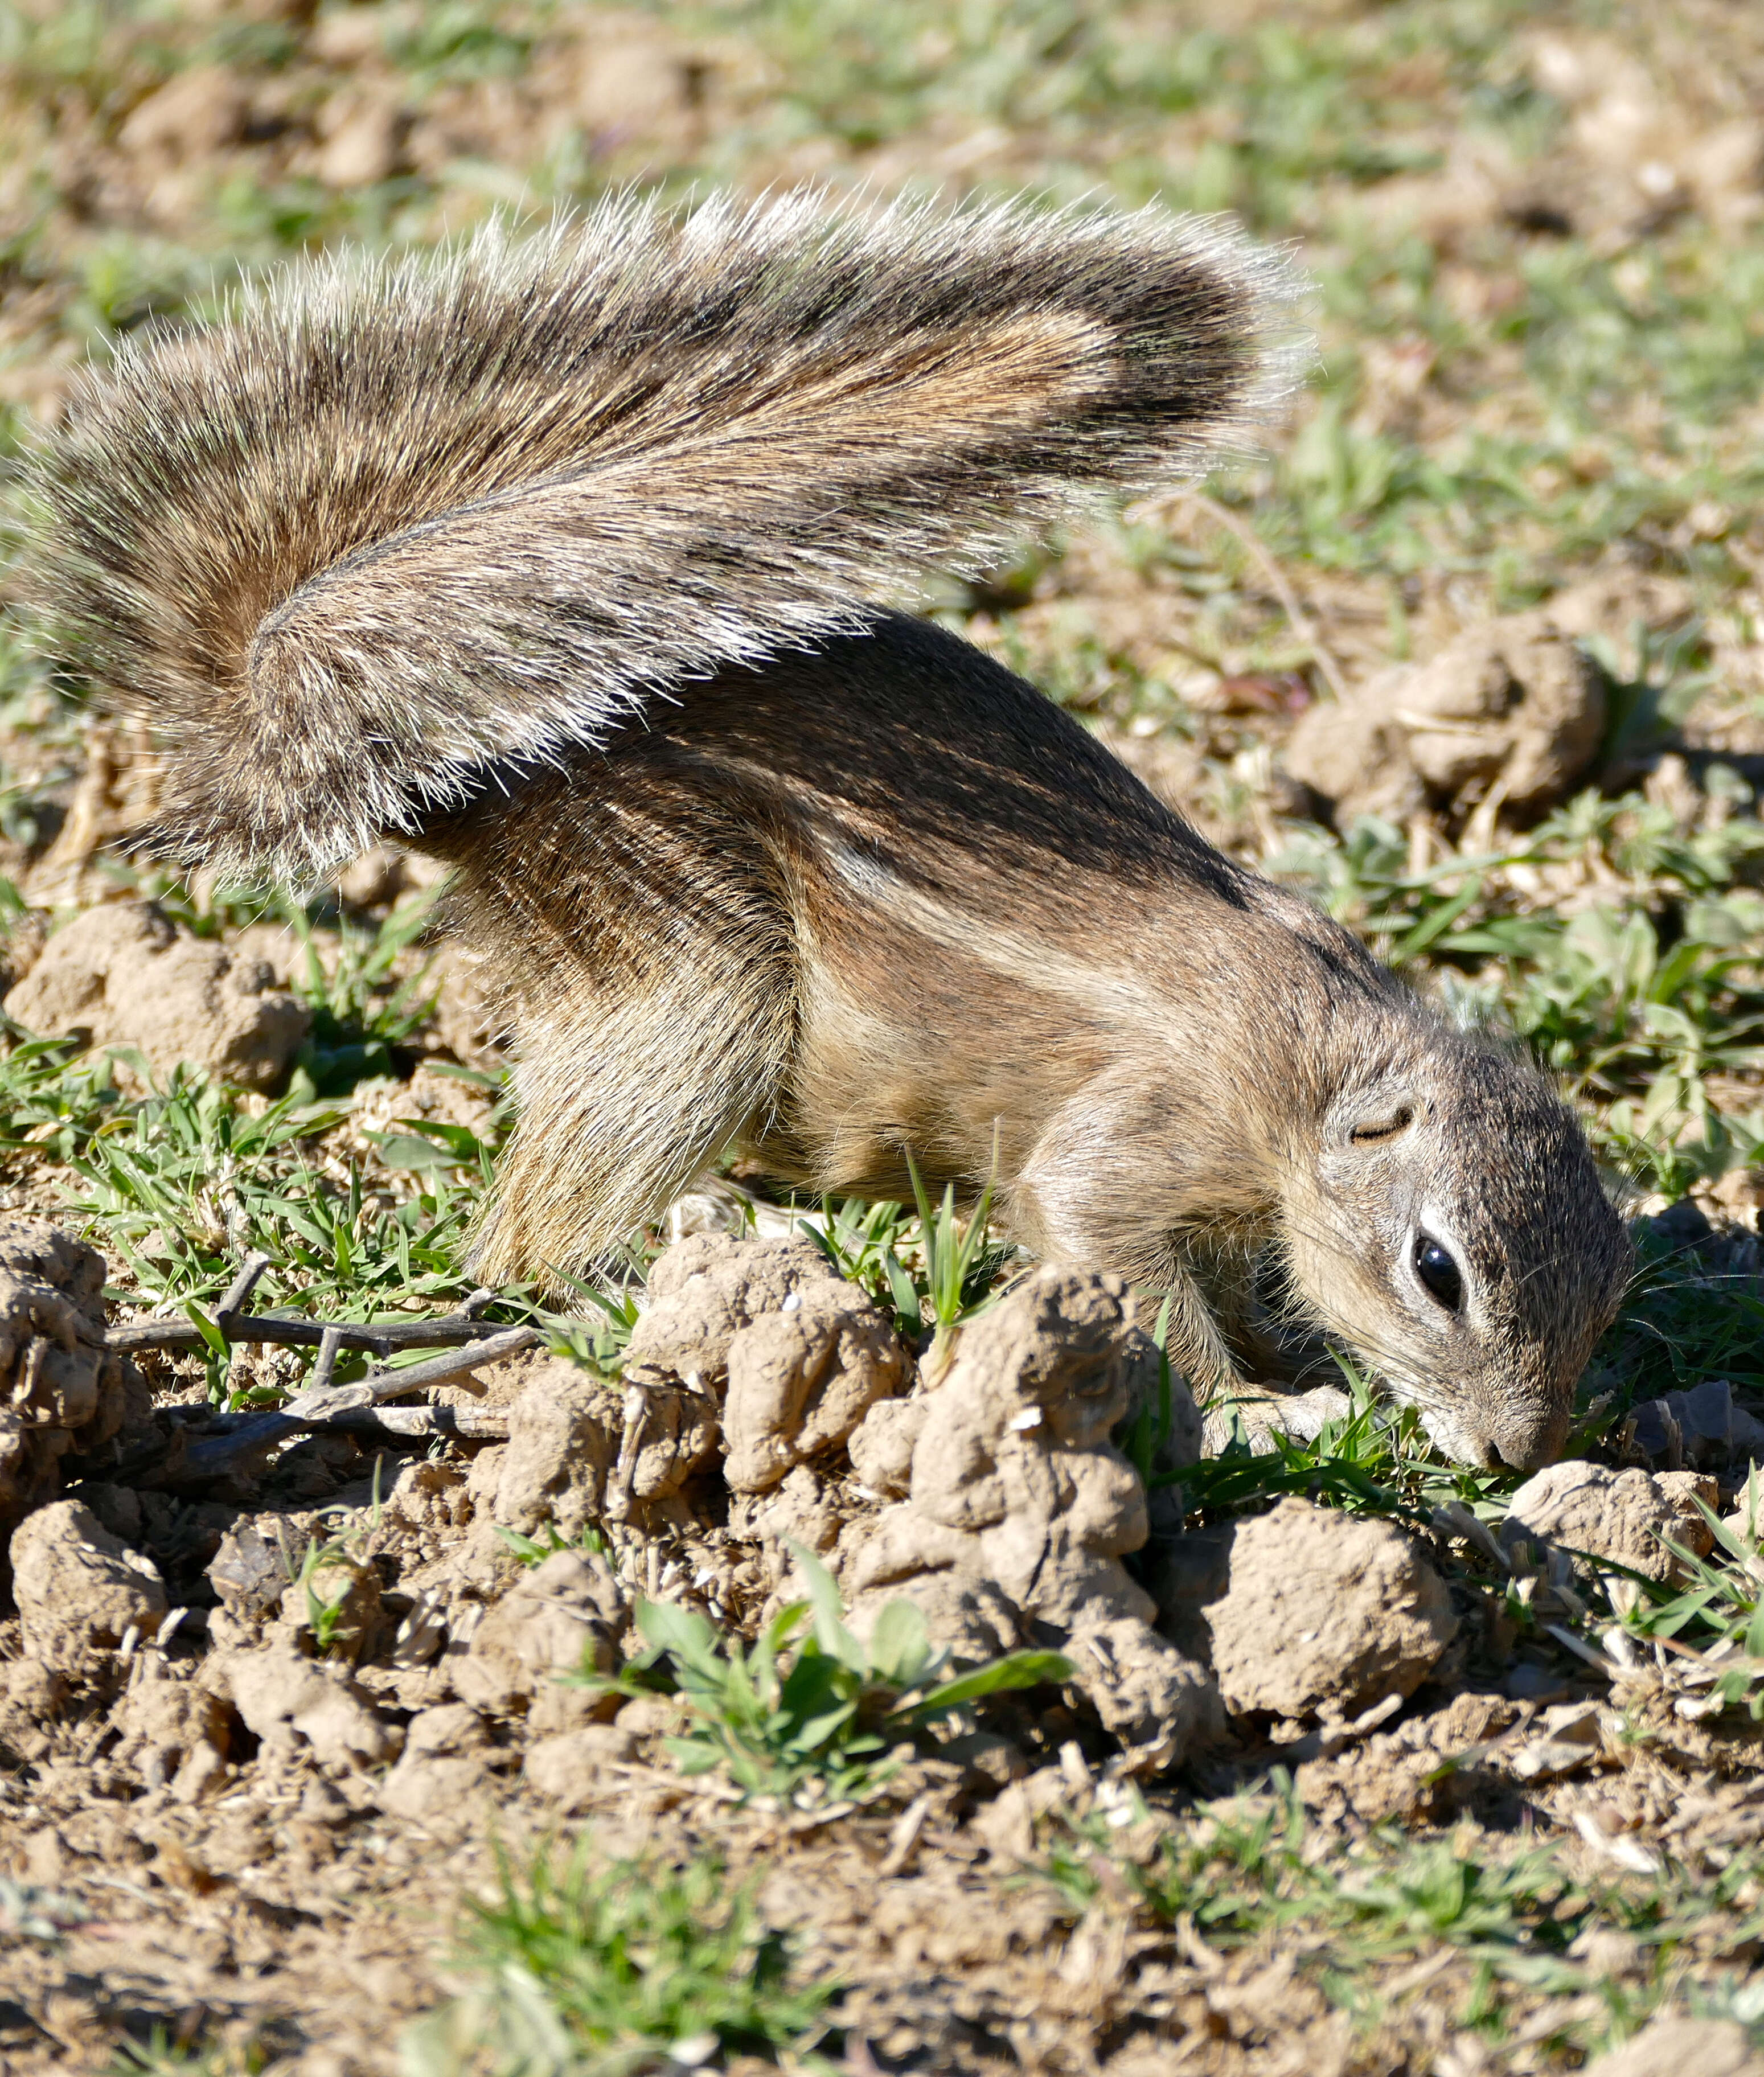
[403,1844,836,2076]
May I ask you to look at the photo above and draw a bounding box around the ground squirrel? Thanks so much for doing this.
[27,190,1630,1470]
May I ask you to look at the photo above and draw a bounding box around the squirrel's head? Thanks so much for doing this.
[1277,1027,1632,1470]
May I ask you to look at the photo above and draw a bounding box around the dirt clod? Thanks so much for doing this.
[849,1267,1219,1765]
[449,1547,626,1725]
[623,1233,906,1494]
[848,1394,928,1497]
[207,1516,294,1622]
[209,1637,402,1774]
[9,1497,167,1670]
[524,1723,639,1812]
[1160,1496,1457,1721]
[623,1233,832,1386]
[3,901,309,1090]
[1285,609,1606,824]
[1501,1461,1718,1583]
[0,1220,136,1539]
[1584,2018,1764,2077]
[109,1657,233,1801]
[722,1290,905,1493]
[494,1358,717,1532]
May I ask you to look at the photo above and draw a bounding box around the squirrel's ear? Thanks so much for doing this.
[1329,1083,1426,1151]
[1346,1103,1416,1147]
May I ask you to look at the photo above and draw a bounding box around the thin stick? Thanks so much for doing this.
[214,1253,272,1328]
[108,1310,516,1356]
[1160,488,1352,705]
[294,1403,510,1441]
[340,1327,541,1405]
[174,1324,541,1480]
[307,1323,345,1397]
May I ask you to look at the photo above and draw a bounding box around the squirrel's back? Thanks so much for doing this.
[28,189,1301,885]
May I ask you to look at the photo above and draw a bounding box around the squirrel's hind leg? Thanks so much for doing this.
[426,758,799,1294]
[470,966,795,1291]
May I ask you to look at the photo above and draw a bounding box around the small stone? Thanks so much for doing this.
[1582,2018,1763,2077]
[10,1499,167,1670]
[1502,1462,1716,1584]
[1192,1499,1456,1722]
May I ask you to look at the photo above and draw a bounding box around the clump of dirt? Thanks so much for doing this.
[624,1230,906,1494]
[1501,1461,1720,1583]
[209,1636,404,1776]
[493,1356,718,1533]
[1281,572,1701,832]
[848,1267,1220,1770]
[1285,606,1607,827]
[1517,31,1764,245]
[1586,2018,1764,2077]
[3,902,309,1091]
[1152,1496,1458,1723]
[10,1498,166,1669]
[0,1218,141,1542]
[448,1545,625,1727]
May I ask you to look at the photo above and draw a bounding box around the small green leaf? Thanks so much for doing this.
[789,1543,868,1673]
[180,1299,227,1358]
[637,1598,724,1678]
[881,1249,922,1333]
[905,1649,1074,1722]
[868,1599,934,1688]
[371,1132,462,1171]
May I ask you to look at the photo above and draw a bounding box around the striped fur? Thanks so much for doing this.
[27,188,1302,882]
[22,190,1632,1470]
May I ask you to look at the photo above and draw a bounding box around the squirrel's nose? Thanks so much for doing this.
[1441,1404,1569,1472]
[1486,1405,1570,1473]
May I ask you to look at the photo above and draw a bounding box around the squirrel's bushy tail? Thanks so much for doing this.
[29,188,1303,883]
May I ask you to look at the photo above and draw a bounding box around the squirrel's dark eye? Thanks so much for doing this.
[1413,1233,1464,1313]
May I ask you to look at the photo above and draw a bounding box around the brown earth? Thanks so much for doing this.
[2,1228,1763,2074]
